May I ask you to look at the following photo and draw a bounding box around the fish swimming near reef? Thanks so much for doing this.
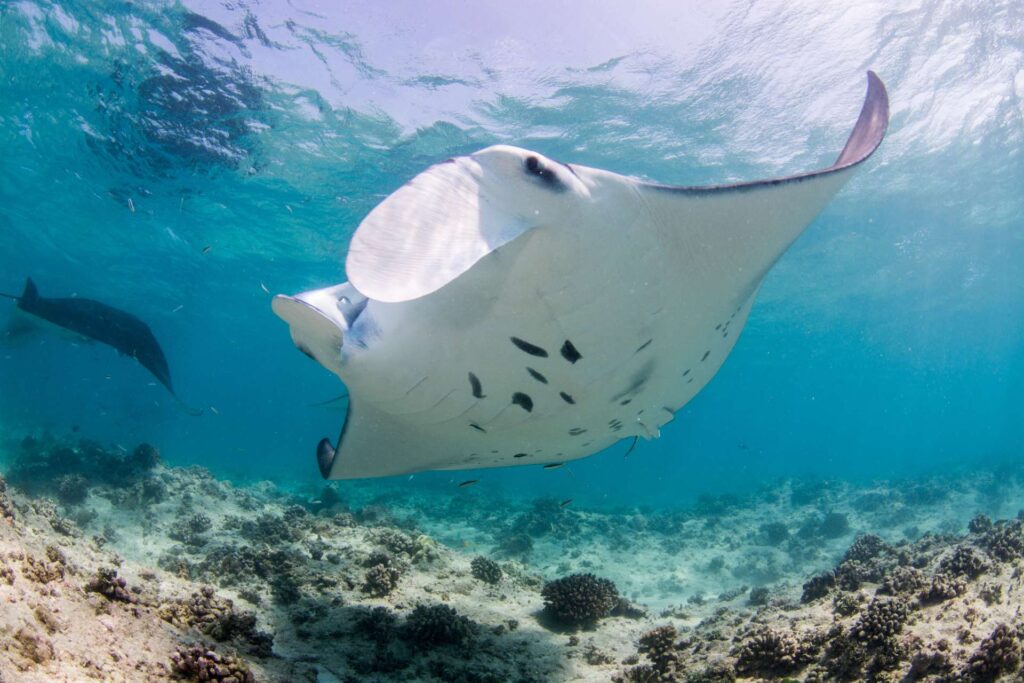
[1,278,201,416]
[274,72,889,480]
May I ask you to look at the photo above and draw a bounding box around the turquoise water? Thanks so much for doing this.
[1,1,1021,509]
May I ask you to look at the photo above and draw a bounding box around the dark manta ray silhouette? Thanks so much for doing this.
[1,278,201,416]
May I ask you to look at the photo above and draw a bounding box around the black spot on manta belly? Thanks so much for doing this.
[701,350,710,361]
[526,367,548,384]
[635,339,653,353]
[559,392,575,405]
[560,340,582,364]
[468,371,485,399]
[512,392,534,412]
[513,452,529,459]
[469,423,486,433]
[511,336,548,357]
[568,427,587,436]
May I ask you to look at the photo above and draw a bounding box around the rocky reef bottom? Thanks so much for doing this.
[0,432,1022,682]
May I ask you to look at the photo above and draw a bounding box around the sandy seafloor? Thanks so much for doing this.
[0,429,1022,682]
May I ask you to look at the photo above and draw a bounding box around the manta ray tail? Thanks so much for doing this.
[172,396,204,417]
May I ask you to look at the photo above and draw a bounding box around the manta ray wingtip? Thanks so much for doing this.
[833,70,889,168]
[316,438,337,479]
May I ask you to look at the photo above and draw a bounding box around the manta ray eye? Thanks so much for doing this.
[523,155,565,191]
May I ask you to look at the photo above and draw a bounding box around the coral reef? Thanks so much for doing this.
[170,645,255,683]
[158,586,272,656]
[85,567,136,603]
[842,533,891,563]
[541,572,620,627]
[852,597,908,645]
[801,570,836,603]
[735,627,806,676]
[470,555,502,584]
[0,476,14,522]
[403,604,475,647]
[980,520,1024,561]
[940,545,990,578]
[919,572,967,604]
[55,474,89,505]
[3,431,1024,682]
[361,562,401,597]
[613,624,685,682]
[879,565,926,595]
[961,623,1021,681]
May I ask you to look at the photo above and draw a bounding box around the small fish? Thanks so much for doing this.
[127,197,135,213]
[285,204,293,214]
[209,406,220,415]
[172,304,184,313]
[543,463,564,470]
[114,444,127,453]
[559,499,573,508]
[457,479,479,488]
[202,245,212,254]
[260,282,270,294]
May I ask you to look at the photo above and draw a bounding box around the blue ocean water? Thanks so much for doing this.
[1,0,1021,510]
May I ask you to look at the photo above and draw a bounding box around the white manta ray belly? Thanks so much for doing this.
[273,72,889,480]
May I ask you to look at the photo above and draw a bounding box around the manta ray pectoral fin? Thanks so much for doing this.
[272,283,360,378]
[637,71,889,294]
[318,397,461,479]
[345,155,536,303]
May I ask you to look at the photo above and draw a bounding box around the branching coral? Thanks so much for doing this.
[85,567,136,603]
[0,476,15,522]
[541,573,620,627]
[403,604,475,647]
[842,534,891,563]
[940,545,990,579]
[852,597,908,645]
[470,556,502,585]
[962,623,1021,681]
[918,573,966,605]
[362,563,401,597]
[735,627,806,676]
[801,571,836,603]
[170,645,255,682]
[980,520,1024,562]
[878,565,926,595]
[159,586,272,656]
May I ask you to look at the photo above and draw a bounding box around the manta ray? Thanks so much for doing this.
[274,72,889,480]
[1,278,201,416]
